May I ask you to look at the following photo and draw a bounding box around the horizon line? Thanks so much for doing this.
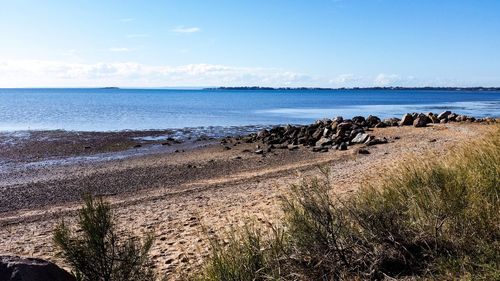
[1,86,500,90]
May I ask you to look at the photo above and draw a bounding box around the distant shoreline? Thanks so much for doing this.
[1,86,500,91]
[205,86,500,91]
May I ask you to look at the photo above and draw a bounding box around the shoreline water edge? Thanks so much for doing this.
[0,111,497,176]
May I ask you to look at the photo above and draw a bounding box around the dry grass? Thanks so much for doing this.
[195,126,500,280]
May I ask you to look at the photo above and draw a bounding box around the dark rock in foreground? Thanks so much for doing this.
[0,256,75,281]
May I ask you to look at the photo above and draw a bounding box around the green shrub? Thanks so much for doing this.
[53,195,157,281]
[353,127,500,279]
[194,224,289,281]
[196,126,500,280]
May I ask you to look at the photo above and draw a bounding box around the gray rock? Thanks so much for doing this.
[351,133,370,144]
[448,113,458,121]
[413,117,428,127]
[316,137,333,147]
[358,148,370,154]
[383,117,401,126]
[323,128,331,137]
[428,114,439,123]
[339,142,348,150]
[257,129,270,139]
[400,113,414,126]
[337,122,352,132]
[366,137,389,146]
[437,111,452,120]
[311,146,329,153]
[332,116,343,123]
[0,256,75,281]
[311,128,323,140]
[366,115,381,127]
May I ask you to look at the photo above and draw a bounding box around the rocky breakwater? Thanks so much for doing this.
[221,111,496,155]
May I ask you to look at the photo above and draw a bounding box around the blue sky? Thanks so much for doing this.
[1,0,499,87]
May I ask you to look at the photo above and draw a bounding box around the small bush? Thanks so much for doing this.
[196,126,500,280]
[54,195,156,281]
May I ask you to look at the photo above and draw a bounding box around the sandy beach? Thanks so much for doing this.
[0,122,496,279]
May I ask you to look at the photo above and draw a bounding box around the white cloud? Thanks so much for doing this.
[171,26,201,34]
[374,73,401,86]
[0,60,315,88]
[330,73,361,85]
[2,60,464,88]
[108,48,132,52]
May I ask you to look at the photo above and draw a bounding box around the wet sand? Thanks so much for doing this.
[0,123,496,279]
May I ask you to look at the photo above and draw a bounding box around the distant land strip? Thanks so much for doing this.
[205,86,500,91]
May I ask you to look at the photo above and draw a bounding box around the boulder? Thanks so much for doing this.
[311,146,329,153]
[332,116,344,123]
[352,116,366,126]
[337,122,352,132]
[316,137,333,147]
[437,111,452,120]
[428,114,440,124]
[323,128,331,137]
[366,115,381,127]
[383,117,401,127]
[338,142,348,151]
[400,114,414,126]
[358,148,370,154]
[366,137,388,146]
[448,113,458,122]
[257,129,270,139]
[413,117,428,127]
[0,256,75,281]
[311,128,324,140]
[351,133,370,144]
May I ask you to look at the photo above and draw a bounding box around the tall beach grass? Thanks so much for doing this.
[196,126,499,280]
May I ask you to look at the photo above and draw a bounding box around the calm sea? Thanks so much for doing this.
[0,88,498,132]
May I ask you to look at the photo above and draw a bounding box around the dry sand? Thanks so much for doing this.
[0,123,496,279]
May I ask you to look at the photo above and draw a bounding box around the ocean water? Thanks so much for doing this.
[0,88,498,132]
